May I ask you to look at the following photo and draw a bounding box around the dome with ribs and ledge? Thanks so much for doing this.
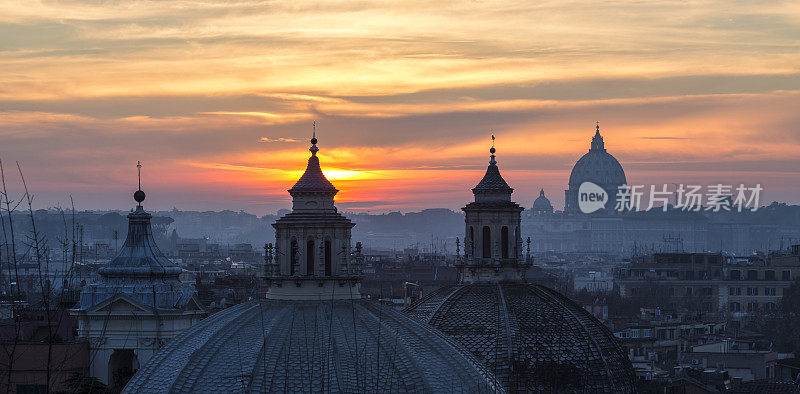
[403,138,635,393]
[564,124,626,213]
[123,134,501,393]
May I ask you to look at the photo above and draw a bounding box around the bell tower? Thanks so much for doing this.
[460,136,531,283]
[265,130,362,300]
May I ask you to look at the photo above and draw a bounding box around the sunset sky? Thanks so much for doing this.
[2,0,800,213]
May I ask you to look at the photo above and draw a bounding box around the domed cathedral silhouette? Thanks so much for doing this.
[565,123,627,213]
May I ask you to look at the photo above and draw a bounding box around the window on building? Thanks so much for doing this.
[306,239,315,276]
[730,270,741,280]
[702,287,712,296]
[729,287,741,296]
[501,226,509,259]
[765,288,776,296]
[766,302,777,312]
[747,287,759,296]
[782,270,791,281]
[290,239,298,276]
[765,270,775,281]
[747,270,758,280]
[324,239,332,276]
[469,227,475,256]
[747,302,758,312]
[685,287,693,296]
[482,226,491,259]
[729,302,741,312]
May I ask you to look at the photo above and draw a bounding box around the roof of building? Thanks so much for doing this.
[568,126,626,189]
[124,300,501,393]
[403,283,636,392]
[97,206,182,279]
[532,189,553,212]
[472,145,513,194]
[288,138,338,194]
[78,186,196,311]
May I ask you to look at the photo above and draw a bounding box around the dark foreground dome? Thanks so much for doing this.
[124,299,501,393]
[404,283,635,393]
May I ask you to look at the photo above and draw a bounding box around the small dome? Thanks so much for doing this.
[532,189,553,214]
[404,283,636,392]
[125,300,499,392]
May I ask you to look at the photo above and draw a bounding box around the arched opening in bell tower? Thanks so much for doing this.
[290,238,298,275]
[325,239,332,276]
[306,239,315,275]
[501,226,509,258]
[482,226,491,258]
[469,226,475,256]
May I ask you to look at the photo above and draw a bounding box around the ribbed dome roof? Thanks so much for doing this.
[568,150,626,189]
[403,283,636,392]
[568,127,626,190]
[532,189,553,212]
[125,300,500,393]
[79,203,196,312]
[97,206,182,279]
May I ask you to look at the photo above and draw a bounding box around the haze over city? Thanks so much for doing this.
[2,0,800,213]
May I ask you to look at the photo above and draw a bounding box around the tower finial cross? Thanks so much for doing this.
[137,160,142,190]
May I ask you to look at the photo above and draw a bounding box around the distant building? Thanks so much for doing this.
[616,249,800,327]
[564,124,627,213]
[682,339,781,382]
[525,125,800,256]
[574,270,615,292]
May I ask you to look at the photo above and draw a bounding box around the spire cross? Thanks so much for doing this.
[489,133,497,165]
[596,121,600,133]
[310,121,319,156]
[137,161,142,190]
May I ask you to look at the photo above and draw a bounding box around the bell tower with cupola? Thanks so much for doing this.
[459,136,531,283]
[265,131,362,300]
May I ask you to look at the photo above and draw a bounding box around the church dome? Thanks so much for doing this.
[568,150,626,190]
[532,189,553,214]
[124,300,499,393]
[403,284,636,392]
[568,127,626,190]
[565,124,626,212]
